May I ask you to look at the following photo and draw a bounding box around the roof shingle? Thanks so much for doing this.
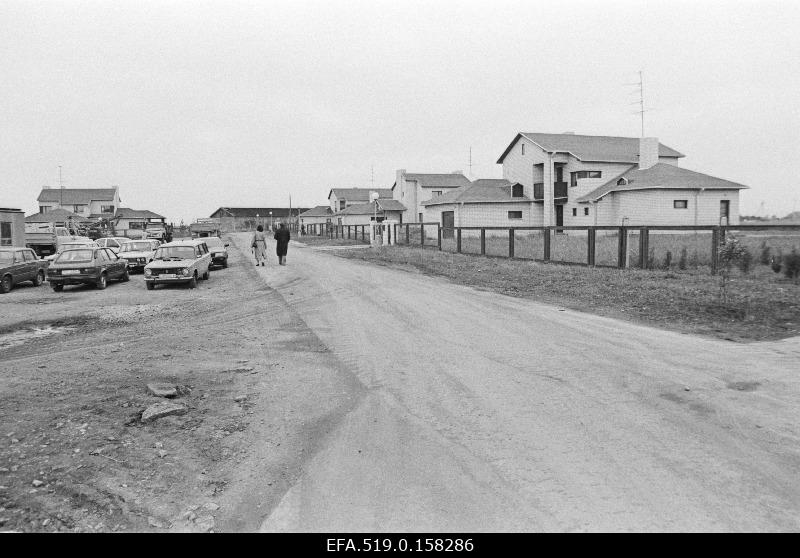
[37,188,118,204]
[403,173,471,189]
[328,188,394,201]
[496,133,685,164]
[422,179,528,206]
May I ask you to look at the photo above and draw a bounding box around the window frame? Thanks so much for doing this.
[0,222,12,246]
[673,200,688,209]
[511,184,524,198]
[507,210,523,220]
[570,170,602,187]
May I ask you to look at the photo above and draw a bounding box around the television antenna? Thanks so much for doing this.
[625,70,650,137]
[469,147,473,179]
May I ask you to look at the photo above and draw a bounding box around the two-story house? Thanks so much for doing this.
[392,170,472,223]
[496,133,748,227]
[37,187,121,220]
[328,188,394,214]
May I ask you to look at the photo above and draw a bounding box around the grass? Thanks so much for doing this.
[331,244,800,342]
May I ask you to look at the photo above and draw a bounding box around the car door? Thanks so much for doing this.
[104,248,123,277]
[14,249,33,282]
[23,249,40,280]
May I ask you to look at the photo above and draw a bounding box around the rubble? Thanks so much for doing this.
[146,383,178,398]
[141,402,188,423]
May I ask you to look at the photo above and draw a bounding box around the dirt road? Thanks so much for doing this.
[232,234,800,532]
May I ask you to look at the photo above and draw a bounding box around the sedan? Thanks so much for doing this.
[1,247,48,294]
[118,240,159,273]
[203,236,229,268]
[47,247,130,291]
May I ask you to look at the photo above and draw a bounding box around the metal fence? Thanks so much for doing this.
[373,223,800,275]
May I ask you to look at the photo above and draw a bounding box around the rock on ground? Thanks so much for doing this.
[141,402,188,423]
[146,383,178,398]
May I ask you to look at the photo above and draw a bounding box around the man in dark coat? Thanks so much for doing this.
[274,222,290,265]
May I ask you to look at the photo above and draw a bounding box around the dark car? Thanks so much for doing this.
[47,247,130,291]
[0,247,48,294]
[203,236,229,268]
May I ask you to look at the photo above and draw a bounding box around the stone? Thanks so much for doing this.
[141,402,188,423]
[203,502,219,511]
[146,383,178,398]
[194,515,215,532]
[147,516,165,529]
[157,450,167,458]
[233,395,247,403]
[32,480,44,487]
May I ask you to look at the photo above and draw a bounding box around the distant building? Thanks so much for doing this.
[333,199,407,225]
[328,188,393,214]
[37,187,121,219]
[208,207,310,231]
[298,206,333,230]
[114,208,166,236]
[0,208,25,247]
[392,171,472,223]
[25,208,88,228]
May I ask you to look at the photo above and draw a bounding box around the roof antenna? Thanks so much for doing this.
[626,70,650,137]
[371,164,374,188]
[469,147,473,179]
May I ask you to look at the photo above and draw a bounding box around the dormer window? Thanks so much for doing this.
[511,184,524,198]
[617,177,629,186]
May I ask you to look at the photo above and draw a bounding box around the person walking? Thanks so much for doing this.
[274,222,290,265]
[251,225,267,266]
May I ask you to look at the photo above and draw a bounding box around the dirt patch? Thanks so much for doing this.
[727,381,761,392]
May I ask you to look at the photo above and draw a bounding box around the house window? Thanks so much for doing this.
[617,177,628,186]
[339,200,346,211]
[39,206,49,214]
[432,191,442,197]
[674,200,688,209]
[584,207,589,216]
[1,222,12,246]
[570,171,602,187]
[511,184,524,198]
[521,143,525,155]
[101,205,115,213]
[73,205,87,214]
[129,222,144,229]
[508,211,522,219]
[418,213,423,222]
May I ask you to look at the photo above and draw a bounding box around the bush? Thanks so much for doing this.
[784,250,800,282]
[759,243,772,266]
[738,248,753,274]
[772,249,783,273]
[718,234,750,303]
[678,247,688,270]
[647,248,656,269]
[662,250,673,270]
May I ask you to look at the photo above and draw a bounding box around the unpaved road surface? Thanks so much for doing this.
[229,233,800,532]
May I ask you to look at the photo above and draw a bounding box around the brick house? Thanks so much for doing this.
[392,170,472,223]
[328,188,393,214]
[496,133,748,227]
[422,179,528,236]
[37,187,121,219]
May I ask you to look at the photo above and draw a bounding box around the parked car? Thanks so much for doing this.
[45,239,99,262]
[203,236,229,268]
[144,239,211,290]
[47,247,129,291]
[96,237,132,254]
[0,247,49,294]
[118,240,159,273]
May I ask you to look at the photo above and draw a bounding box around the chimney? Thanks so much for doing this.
[638,137,659,170]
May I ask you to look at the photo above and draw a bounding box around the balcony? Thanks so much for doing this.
[533,182,568,202]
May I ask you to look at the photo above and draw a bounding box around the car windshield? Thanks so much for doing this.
[154,246,196,260]
[121,242,153,252]
[55,250,94,263]
[204,238,223,248]
[60,244,91,252]
[0,252,13,264]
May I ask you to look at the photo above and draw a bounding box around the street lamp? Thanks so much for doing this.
[269,211,273,230]
[256,214,259,231]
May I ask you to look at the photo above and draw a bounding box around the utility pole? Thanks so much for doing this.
[469,147,473,179]
[59,165,63,208]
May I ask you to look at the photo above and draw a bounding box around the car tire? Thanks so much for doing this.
[33,270,44,287]
[121,269,130,282]
[189,275,197,289]
[96,273,107,290]
[202,270,209,280]
[146,282,154,291]
[52,283,64,292]
[1,274,12,294]
[222,259,228,269]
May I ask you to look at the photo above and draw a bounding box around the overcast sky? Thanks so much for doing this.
[2,0,798,222]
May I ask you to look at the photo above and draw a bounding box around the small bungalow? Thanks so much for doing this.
[25,208,88,228]
[333,199,407,225]
[328,188,393,214]
[114,208,166,236]
[298,206,333,233]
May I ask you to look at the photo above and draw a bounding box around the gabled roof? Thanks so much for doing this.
[576,163,749,203]
[37,188,118,204]
[403,173,472,189]
[115,208,165,220]
[327,188,394,201]
[25,208,88,222]
[496,133,685,164]
[422,179,528,206]
[209,207,310,218]
[299,205,333,217]
[335,200,407,216]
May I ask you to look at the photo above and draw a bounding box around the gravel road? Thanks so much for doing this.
[231,234,800,532]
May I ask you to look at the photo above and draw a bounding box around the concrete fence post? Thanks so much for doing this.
[543,228,551,261]
[618,227,628,269]
[480,229,486,255]
[509,228,515,258]
[457,228,462,253]
[587,228,596,266]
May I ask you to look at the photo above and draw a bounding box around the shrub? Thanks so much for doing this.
[784,250,800,282]
[647,248,656,269]
[772,249,783,273]
[688,250,701,268]
[678,247,688,270]
[663,250,673,270]
[737,247,753,274]
[759,243,772,266]
[718,234,750,303]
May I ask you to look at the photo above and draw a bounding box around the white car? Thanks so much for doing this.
[118,239,160,273]
[96,237,132,254]
[144,239,211,290]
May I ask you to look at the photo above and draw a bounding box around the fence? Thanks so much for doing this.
[363,223,800,275]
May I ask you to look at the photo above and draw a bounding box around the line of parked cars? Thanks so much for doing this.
[1,236,230,294]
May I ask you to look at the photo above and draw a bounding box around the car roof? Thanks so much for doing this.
[158,239,207,247]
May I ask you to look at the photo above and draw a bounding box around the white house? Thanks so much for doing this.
[422,179,528,236]
[328,188,393,214]
[113,208,166,235]
[333,199,407,225]
[298,206,333,232]
[392,170,472,223]
[37,187,121,219]
[496,132,748,227]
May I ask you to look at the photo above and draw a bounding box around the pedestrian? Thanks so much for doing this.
[274,222,290,265]
[251,224,267,266]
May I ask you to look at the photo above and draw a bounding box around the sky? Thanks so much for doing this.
[1,0,798,223]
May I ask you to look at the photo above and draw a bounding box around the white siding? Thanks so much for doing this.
[612,189,741,226]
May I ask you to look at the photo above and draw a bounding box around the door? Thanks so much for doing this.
[14,250,32,281]
[720,200,730,224]
[441,211,454,239]
[555,205,564,228]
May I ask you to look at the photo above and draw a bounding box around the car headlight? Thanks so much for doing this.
[182,268,190,276]
[144,269,152,276]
